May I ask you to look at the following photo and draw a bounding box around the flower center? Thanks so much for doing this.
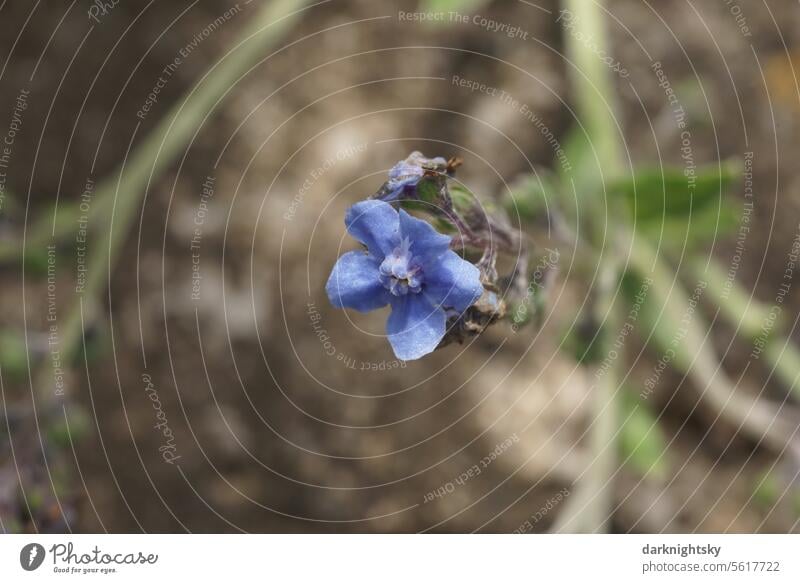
[379,237,423,296]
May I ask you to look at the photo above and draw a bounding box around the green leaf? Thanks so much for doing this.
[433,217,457,233]
[0,331,28,380]
[399,200,430,214]
[22,247,51,274]
[420,0,489,14]
[612,160,739,223]
[47,406,92,447]
[614,161,741,251]
[503,171,557,221]
[618,388,668,479]
[416,176,440,205]
[449,183,475,215]
[753,470,780,508]
[643,200,739,251]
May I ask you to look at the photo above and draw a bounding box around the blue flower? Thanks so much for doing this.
[383,161,424,200]
[380,153,447,201]
[326,200,483,360]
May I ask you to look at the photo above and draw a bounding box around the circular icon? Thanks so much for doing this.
[19,543,46,571]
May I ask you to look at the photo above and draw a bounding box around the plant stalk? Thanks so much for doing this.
[30,0,311,398]
[552,0,626,533]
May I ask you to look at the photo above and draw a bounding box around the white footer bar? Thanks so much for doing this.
[1,534,796,581]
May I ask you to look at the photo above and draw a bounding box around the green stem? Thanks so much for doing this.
[552,0,626,533]
[628,239,797,451]
[764,340,800,399]
[688,258,800,398]
[686,258,773,339]
[553,296,622,533]
[563,0,622,177]
[32,0,311,398]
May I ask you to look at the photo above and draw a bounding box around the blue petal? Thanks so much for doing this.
[423,250,483,312]
[386,294,446,360]
[345,200,399,260]
[380,161,425,201]
[398,209,451,265]
[326,251,390,312]
[388,160,424,183]
[383,182,413,201]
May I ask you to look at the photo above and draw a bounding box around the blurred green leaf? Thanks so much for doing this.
[612,160,739,224]
[420,0,490,14]
[47,406,92,448]
[22,247,51,274]
[0,331,27,380]
[618,388,668,480]
[503,171,557,222]
[753,470,780,508]
[613,161,741,252]
[449,183,475,215]
[560,314,607,366]
[650,200,740,251]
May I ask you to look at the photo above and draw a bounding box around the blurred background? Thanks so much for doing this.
[1,0,800,533]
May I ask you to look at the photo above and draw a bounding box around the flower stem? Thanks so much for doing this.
[30,0,311,398]
[552,0,626,533]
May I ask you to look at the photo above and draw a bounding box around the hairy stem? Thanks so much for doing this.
[552,0,626,533]
[30,0,311,398]
[629,239,799,452]
[686,258,773,340]
[688,258,800,399]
